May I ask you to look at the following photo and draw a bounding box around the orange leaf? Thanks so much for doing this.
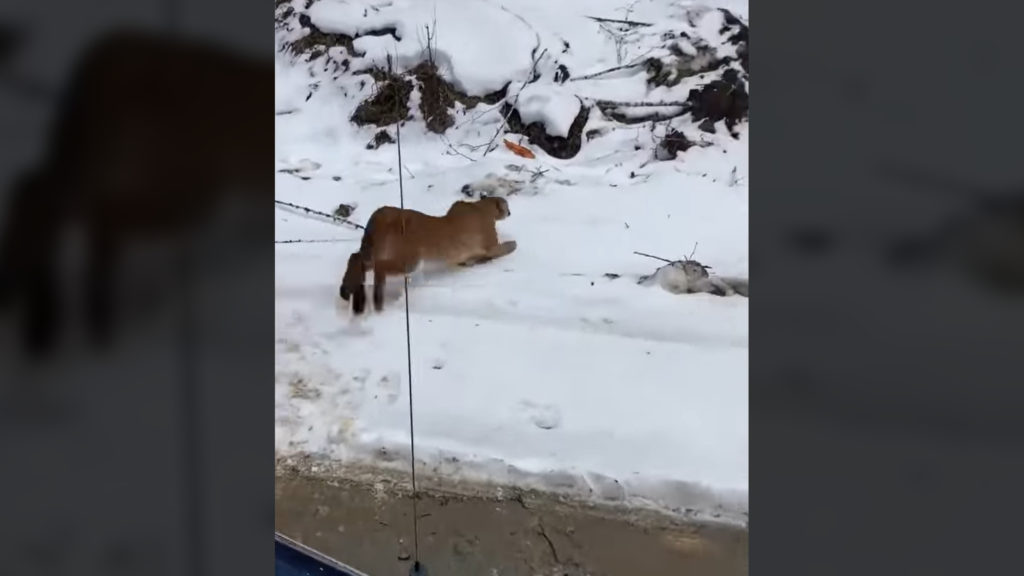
[503,139,536,159]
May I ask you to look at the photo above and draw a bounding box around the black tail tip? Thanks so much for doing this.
[339,284,350,301]
[352,288,367,315]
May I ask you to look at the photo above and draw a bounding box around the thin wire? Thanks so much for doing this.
[392,53,421,568]
[274,238,355,244]
[274,199,366,230]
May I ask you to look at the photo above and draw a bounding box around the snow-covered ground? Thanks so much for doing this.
[275,0,748,523]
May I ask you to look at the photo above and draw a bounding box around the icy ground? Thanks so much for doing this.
[275,0,748,522]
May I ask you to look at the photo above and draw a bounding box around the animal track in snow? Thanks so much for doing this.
[518,400,562,430]
[375,372,402,404]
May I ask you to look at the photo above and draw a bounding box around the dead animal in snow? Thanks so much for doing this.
[460,172,540,199]
[638,259,748,297]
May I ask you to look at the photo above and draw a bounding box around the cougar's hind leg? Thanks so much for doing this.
[340,252,369,314]
[352,283,368,314]
[372,267,387,312]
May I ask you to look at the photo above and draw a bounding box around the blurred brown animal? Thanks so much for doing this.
[0,30,272,353]
[339,196,517,314]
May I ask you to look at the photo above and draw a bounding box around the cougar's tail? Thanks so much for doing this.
[338,215,376,314]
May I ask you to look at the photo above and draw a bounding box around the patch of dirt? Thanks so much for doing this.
[501,100,590,159]
[645,41,722,88]
[654,128,697,161]
[411,61,508,134]
[627,8,748,135]
[333,203,356,218]
[287,13,357,59]
[554,63,570,84]
[288,376,321,401]
[685,68,748,137]
[351,72,414,127]
[365,129,394,149]
[600,103,689,125]
[275,3,295,32]
[283,7,402,60]
[353,63,507,133]
[718,9,749,72]
[411,62,457,134]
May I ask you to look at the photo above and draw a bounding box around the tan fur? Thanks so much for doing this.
[339,196,517,314]
[0,30,272,351]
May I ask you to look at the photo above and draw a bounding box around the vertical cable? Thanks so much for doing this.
[390,51,423,573]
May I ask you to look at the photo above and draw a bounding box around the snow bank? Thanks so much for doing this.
[512,82,582,138]
[309,0,537,96]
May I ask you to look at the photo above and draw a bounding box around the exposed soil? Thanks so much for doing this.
[413,62,508,133]
[599,103,689,125]
[287,13,357,60]
[655,128,697,161]
[635,8,749,137]
[276,472,748,576]
[365,129,394,150]
[351,72,413,127]
[645,43,722,88]
[349,62,508,132]
[411,62,458,134]
[718,9,749,72]
[502,100,590,159]
[685,68,748,138]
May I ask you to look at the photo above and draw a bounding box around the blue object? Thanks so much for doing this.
[275,532,371,576]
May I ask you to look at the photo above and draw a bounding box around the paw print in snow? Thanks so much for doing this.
[376,372,402,405]
[518,400,561,430]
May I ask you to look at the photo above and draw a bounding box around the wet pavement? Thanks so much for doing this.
[276,472,747,576]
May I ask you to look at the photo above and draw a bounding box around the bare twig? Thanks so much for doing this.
[423,24,435,66]
[536,520,561,564]
[498,4,537,33]
[586,15,652,27]
[481,44,548,158]
[439,134,476,162]
[687,242,699,260]
[481,92,524,158]
[570,61,644,82]
[634,251,675,263]
[528,167,549,182]
[452,99,505,130]
[594,99,689,108]
[620,0,642,22]
[592,98,690,124]
[596,22,629,66]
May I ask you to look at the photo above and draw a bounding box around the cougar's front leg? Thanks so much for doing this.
[459,241,517,267]
[487,240,517,259]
